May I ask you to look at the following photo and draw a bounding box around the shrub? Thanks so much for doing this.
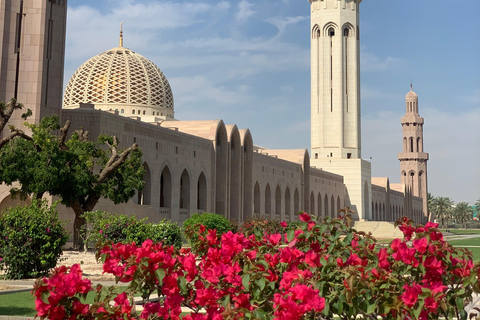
[238,214,285,237]
[147,220,182,249]
[82,211,182,249]
[0,200,68,279]
[183,212,232,249]
[82,210,148,248]
[33,212,480,320]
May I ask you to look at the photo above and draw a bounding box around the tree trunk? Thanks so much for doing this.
[71,201,85,250]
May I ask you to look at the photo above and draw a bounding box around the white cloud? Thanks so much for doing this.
[266,16,308,38]
[361,52,402,71]
[236,1,256,22]
[363,108,480,204]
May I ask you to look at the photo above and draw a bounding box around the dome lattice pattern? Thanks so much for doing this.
[63,47,173,111]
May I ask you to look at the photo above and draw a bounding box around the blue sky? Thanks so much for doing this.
[65,0,480,205]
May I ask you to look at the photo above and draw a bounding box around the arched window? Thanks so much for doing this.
[160,166,172,209]
[254,182,260,214]
[310,192,315,215]
[132,109,135,114]
[410,137,414,152]
[197,172,207,210]
[137,110,141,115]
[324,195,329,217]
[285,187,291,217]
[265,184,271,214]
[317,193,322,217]
[275,186,282,216]
[138,162,151,205]
[121,109,124,114]
[344,28,349,37]
[180,169,190,210]
[294,189,300,215]
[312,24,320,39]
[328,27,335,37]
[143,110,146,115]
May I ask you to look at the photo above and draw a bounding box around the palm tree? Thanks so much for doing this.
[474,198,480,219]
[427,193,435,222]
[433,197,454,228]
[453,202,473,229]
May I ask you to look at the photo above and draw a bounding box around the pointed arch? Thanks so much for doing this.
[317,193,322,218]
[294,189,300,215]
[160,165,172,215]
[197,172,207,211]
[285,187,291,219]
[275,186,282,217]
[310,192,315,216]
[324,194,329,218]
[138,162,151,205]
[337,196,341,213]
[312,24,321,39]
[253,182,260,214]
[265,184,271,214]
[179,169,191,220]
[331,195,335,217]
[323,22,338,37]
[341,22,355,38]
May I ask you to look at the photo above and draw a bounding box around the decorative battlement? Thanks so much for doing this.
[309,0,361,11]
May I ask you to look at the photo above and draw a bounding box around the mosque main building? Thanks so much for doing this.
[0,0,427,233]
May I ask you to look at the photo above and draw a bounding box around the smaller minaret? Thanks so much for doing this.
[398,85,429,222]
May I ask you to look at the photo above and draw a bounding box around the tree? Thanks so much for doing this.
[0,116,145,248]
[432,197,454,228]
[427,192,435,222]
[0,98,32,148]
[475,198,480,219]
[453,202,473,229]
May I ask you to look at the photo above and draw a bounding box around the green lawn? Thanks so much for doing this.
[447,237,480,247]
[0,290,36,317]
[441,229,480,235]
[0,286,129,317]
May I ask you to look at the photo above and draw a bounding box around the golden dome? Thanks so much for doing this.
[63,46,174,114]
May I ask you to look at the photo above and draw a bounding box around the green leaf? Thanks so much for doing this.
[242,274,250,291]
[257,278,266,291]
[155,269,165,286]
[366,301,376,314]
[287,229,295,242]
[178,276,187,294]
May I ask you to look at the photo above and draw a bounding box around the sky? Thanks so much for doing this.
[65,0,480,205]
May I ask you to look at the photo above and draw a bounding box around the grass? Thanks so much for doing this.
[0,286,129,317]
[441,229,480,235]
[0,290,36,317]
[447,236,480,247]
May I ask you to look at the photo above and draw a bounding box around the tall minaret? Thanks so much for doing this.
[310,0,361,160]
[398,85,429,220]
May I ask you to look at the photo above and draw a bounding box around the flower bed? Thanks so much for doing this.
[32,211,480,320]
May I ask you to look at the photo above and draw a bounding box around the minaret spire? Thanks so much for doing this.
[119,21,124,47]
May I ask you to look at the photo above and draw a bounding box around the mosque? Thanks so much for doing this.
[0,0,427,233]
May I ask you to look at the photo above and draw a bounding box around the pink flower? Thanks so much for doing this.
[299,212,311,222]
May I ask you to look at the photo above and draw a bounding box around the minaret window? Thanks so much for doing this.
[329,28,335,37]
[410,137,414,152]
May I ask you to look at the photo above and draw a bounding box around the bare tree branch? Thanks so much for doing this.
[59,120,71,148]
[0,128,32,149]
[0,99,23,134]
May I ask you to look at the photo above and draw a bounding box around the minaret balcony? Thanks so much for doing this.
[398,152,429,161]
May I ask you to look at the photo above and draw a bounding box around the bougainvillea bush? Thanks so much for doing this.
[0,200,68,279]
[32,210,480,320]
